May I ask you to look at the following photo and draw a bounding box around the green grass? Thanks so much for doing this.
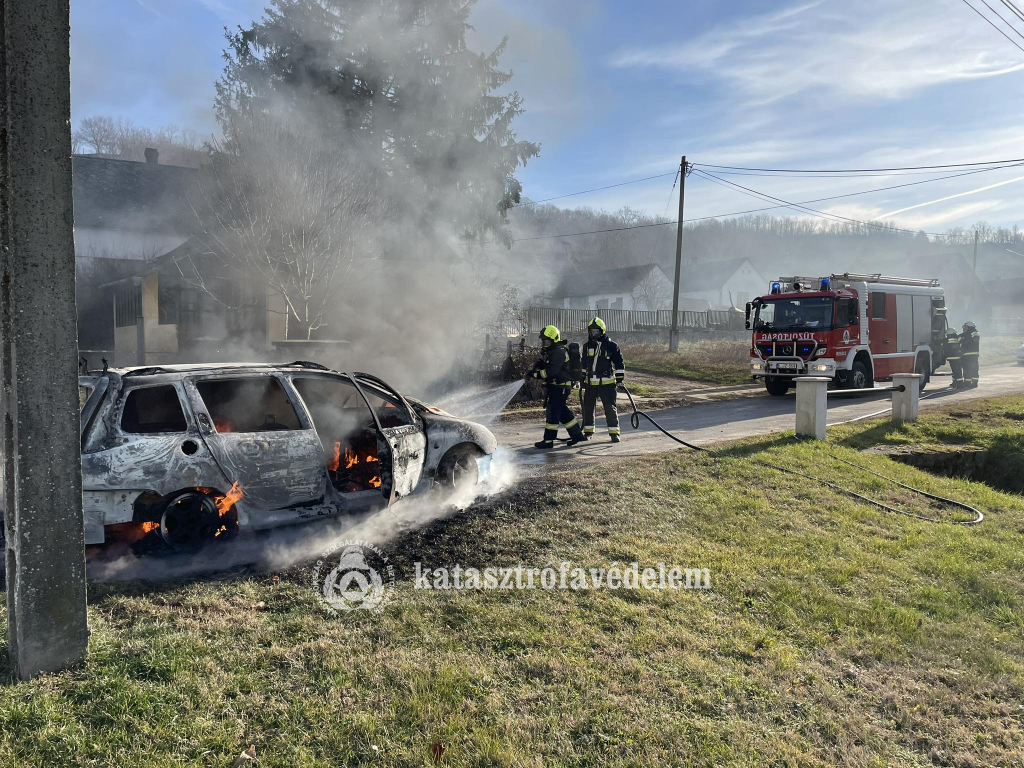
[2,397,1024,766]
[978,336,1022,367]
[623,340,752,386]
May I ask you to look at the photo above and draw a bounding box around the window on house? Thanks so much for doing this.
[158,283,178,325]
[114,282,140,328]
[196,377,302,433]
[121,385,188,434]
[870,292,887,320]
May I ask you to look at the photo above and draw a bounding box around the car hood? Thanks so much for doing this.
[418,409,497,455]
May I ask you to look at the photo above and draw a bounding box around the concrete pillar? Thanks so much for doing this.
[1,0,89,678]
[891,373,921,424]
[795,376,829,440]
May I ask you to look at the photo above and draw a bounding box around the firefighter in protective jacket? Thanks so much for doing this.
[960,321,981,388]
[582,317,625,442]
[529,325,586,449]
[945,328,964,389]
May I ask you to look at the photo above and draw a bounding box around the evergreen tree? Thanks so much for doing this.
[215,0,539,248]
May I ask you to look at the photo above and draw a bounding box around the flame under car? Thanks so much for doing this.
[77,363,497,548]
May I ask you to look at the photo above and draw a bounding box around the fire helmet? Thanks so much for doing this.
[540,325,561,343]
[962,320,977,329]
[588,317,607,334]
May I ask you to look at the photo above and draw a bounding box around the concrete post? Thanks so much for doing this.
[795,376,829,440]
[891,373,922,424]
[1,0,89,678]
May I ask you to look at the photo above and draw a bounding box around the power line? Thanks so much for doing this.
[957,0,1024,53]
[691,156,1024,174]
[642,167,681,261]
[690,168,947,236]
[685,163,1024,179]
[511,161,1024,242]
[517,172,676,207]
[977,0,1024,42]
[999,0,1024,24]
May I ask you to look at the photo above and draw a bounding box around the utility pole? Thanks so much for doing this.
[668,156,687,352]
[971,228,979,309]
[1,0,89,678]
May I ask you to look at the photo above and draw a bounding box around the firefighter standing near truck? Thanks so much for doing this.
[582,317,625,442]
[945,328,964,389]
[529,325,586,449]
[960,321,981,388]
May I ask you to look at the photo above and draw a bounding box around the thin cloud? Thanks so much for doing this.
[876,176,1024,219]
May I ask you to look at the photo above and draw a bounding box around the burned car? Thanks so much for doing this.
[78,362,497,547]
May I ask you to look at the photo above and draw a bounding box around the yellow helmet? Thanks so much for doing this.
[540,325,561,342]
[588,317,606,333]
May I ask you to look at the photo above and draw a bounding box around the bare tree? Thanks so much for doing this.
[72,115,207,167]
[630,270,672,311]
[180,112,392,340]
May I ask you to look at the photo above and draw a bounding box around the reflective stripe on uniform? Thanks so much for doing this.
[608,427,621,435]
[563,418,578,428]
[588,377,617,385]
[539,369,548,378]
[962,352,979,356]
[583,426,596,433]
[545,423,559,430]
[614,369,625,375]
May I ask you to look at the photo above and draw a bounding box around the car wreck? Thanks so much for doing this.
[77,362,497,548]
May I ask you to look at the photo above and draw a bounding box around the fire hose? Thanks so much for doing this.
[617,383,984,526]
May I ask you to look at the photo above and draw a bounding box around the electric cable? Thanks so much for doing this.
[517,172,676,208]
[958,0,1024,52]
[690,168,949,236]
[999,0,1024,24]
[617,384,985,526]
[977,0,1024,42]
[691,156,1024,174]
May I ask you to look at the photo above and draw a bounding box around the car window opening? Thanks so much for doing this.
[121,385,188,434]
[196,377,302,433]
[292,377,383,492]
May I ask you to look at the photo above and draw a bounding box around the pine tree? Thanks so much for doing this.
[215,0,539,248]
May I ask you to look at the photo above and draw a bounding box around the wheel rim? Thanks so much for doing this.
[451,455,477,490]
[852,368,867,388]
[161,492,220,549]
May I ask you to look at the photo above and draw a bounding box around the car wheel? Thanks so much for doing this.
[764,378,790,396]
[159,490,226,549]
[436,446,482,495]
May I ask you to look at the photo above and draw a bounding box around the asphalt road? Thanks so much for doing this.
[492,364,1024,468]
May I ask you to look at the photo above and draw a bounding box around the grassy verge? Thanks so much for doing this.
[622,340,752,386]
[2,398,1024,766]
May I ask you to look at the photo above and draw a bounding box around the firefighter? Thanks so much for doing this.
[960,321,981,388]
[945,328,964,390]
[582,317,625,442]
[529,325,586,449]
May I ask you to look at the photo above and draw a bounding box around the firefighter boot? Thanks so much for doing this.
[610,434,621,443]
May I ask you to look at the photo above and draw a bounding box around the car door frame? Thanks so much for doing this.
[348,372,427,503]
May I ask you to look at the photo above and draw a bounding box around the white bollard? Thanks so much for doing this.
[891,373,922,423]
[795,376,829,440]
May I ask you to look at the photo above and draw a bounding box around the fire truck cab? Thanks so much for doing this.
[746,273,949,396]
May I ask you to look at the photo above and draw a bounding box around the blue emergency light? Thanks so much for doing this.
[770,281,782,294]
[820,277,831,290]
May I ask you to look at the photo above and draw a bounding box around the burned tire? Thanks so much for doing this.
[764,378,790,396]
[436,446,482,495]
[159,491,224,549]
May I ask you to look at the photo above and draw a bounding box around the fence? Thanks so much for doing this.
[522,306,744,336]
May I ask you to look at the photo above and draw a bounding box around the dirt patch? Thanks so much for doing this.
[864,443,1024,495]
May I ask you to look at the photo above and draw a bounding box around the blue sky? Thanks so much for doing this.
[73,0,1024,232]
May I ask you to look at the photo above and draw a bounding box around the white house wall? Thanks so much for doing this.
[75,226,188,262]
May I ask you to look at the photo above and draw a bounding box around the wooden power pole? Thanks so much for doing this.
[669,156,687,352]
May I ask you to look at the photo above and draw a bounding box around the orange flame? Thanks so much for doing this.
[215,481,243,516]
[214,419,234,433]
[140,521,159,534]
[327,441,341,472]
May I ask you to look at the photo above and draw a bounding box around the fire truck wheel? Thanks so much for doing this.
[764,378,791,396]
[849,360,871,389]
[915,356,930,391]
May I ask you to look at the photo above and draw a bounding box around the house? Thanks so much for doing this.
[544,263,678,311]
[678,257,766,309]
[73,151,197,359]
[982,276,1024,321]
[862,253,988,324]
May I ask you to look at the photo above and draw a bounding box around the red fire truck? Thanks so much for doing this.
[745,273,950,396]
